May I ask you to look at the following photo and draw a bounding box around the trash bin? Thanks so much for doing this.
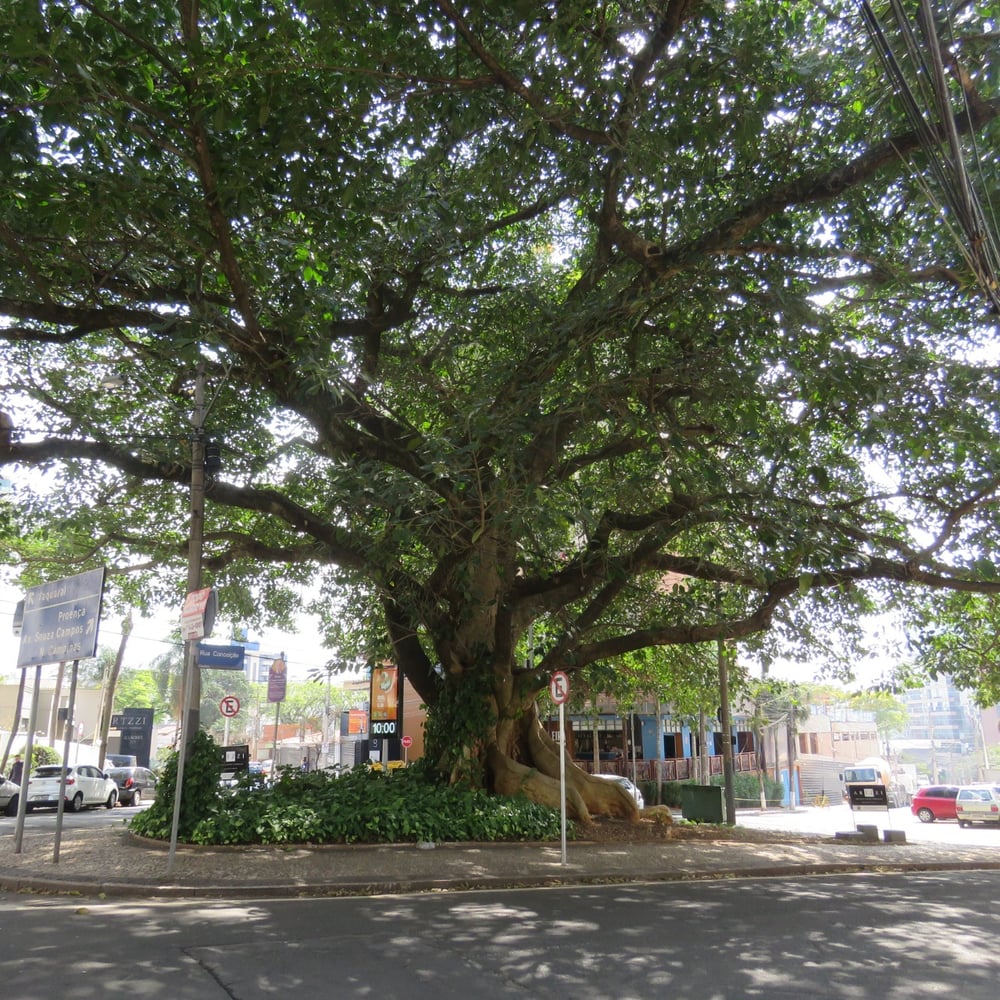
[680,784,724,823]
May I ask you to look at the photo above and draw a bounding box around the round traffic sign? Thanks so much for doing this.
[219,695,241,718]
[401,735,413,749]
[549,670,570,705]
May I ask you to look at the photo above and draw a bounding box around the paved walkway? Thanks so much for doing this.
[2,819,998,899]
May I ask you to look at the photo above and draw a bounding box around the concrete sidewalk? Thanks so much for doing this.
[2,820,998,899]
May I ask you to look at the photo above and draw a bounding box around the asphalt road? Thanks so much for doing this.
[2,869,998,999]
[1,798,150,833]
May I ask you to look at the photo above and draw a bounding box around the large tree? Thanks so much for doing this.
[2,2,999,822]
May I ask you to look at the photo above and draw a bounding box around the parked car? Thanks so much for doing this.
[955,784,1000,827]
[25,764,118,812]
[1,774,20,816]
[104,754,138,769]
[106,766,157,806]
[593,773,645,809]
[910,785,960,823]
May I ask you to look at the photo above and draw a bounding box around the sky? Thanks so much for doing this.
[0,577,342,686]
[2,570,899,697]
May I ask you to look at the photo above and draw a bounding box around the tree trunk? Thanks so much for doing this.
[408,578,643,824]
[47,660,66,746]
[488,700,640,825]
[718,639,736,824]
[786,720,798,808]
[96,617,132,765]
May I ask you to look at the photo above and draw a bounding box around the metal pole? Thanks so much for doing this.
[53,659,80,863]
[718,637,737,824]
[168,361,207,877]
[559,699,567,865]
[13,665,42,854]
[322,667,331,769]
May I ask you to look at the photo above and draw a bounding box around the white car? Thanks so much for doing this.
[26,764,118,812]
[955,784,1000,827]
[593,773,645,809]
[0,774,20,816]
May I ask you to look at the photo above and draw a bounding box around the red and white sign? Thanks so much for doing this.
[549,670,570,705]
[401,735,413,749]
[219,695,240,718]
[180,587,215,640]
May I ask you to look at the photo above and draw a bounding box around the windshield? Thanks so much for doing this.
[844,768,878,782]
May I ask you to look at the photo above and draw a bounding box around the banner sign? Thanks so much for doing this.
[180,586,217,641]
[267,657,287,703]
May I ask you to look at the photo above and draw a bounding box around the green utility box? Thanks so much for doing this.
[680,784,725,823]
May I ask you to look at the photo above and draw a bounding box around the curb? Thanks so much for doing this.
[4,857,999,901]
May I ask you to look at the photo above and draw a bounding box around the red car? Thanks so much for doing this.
[911,785,960,823]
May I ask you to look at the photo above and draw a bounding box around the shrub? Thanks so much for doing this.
[132,746,565,846]
[30,744,61,768]
[708,771,784,807]
[130,730,223,840]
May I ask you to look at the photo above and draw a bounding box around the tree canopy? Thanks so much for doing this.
[2,1,999,817]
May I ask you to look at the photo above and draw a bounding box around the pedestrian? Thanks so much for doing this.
[301,756,311,773]
[9,754,24,785]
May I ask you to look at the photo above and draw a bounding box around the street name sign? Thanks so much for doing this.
[17,568,106,668]
[198,644,246,670]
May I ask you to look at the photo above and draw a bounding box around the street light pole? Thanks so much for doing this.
[168,360,206,876]
[183,360,207,739]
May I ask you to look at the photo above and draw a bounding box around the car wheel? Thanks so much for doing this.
[916,807,934,823]
[105,790,117,809]
[131,790,141,807]
[69,792,84,813]
[4,796,17,817]
[958,819,969,828]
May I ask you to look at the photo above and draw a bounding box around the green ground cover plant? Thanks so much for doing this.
[130,735,564,846]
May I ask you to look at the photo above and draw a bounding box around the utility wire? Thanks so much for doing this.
[856,0,1000,313]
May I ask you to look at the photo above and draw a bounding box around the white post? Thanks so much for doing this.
[559,700,567,866]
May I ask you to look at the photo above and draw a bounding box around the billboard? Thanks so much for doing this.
[370,662,401,738]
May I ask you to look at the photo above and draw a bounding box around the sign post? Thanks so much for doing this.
[401,733,413,764]
[549,670,570,865]
[14,568,106,858]
[847,783,891,829]
[266,655,287,765]
[17,567,106,668]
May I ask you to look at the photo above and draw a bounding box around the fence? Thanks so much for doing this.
[575,751,758,783]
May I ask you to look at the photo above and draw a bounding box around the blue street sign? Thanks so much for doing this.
[17,568,106,668]
[197,644,247,671]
